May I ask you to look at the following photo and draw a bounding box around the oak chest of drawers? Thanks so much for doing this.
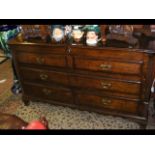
[9,40,155,128]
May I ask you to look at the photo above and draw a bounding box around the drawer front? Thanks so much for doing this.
[12,44,66,54]
[19,67,69,86]
[74,57,142,75]
[70,75,141,95]
[76,93,138,114]
[71,46,144,61]
[16,52,66,68]
[23,83,73,104]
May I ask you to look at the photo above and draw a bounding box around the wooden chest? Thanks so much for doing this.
[9,39,155,128]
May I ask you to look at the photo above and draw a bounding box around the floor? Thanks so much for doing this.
[0,59,13,105]
[0,49,8,64]
[0,60,155,129]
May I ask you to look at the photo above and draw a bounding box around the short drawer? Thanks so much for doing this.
[70,75,141,95]
[22,83,73,104]
[76,93,138,114]
[12,44,66,54]
[71,46,144,61]
[16,52,67,68]
[74,57,143,75]
[19,67,69,86]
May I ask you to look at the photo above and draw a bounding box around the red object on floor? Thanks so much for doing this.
[24,120,47,130]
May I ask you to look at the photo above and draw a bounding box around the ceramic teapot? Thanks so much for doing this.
[51,25,66,44]
[71,25,84,44]
[84,25,101,46]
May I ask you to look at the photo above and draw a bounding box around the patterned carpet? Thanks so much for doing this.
[0,60,155,129]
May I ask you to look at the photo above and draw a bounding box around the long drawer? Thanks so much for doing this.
[73,57,143,75]
[15,52,67,68]
[19,67,69,86]
[70,74,141,95]
[22,83,73,104]
[75,92,139,114]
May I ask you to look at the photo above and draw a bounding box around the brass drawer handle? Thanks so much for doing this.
[101,82,112,89]
[42,88,51,95]
[36,57,45,64]
[100,64,112,71]
[40,74,48,80]
[101,98,111,105]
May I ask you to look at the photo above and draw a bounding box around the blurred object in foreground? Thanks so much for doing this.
[22,117,48,130]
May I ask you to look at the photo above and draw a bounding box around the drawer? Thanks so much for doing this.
[71,46,144,61]
[74,57,143,75]
[12,44,66,54]
[70,75,141,95]
[19,67,69,86]
[76,93,138,114]
[22,83,73,104]
[16,52,67,68]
